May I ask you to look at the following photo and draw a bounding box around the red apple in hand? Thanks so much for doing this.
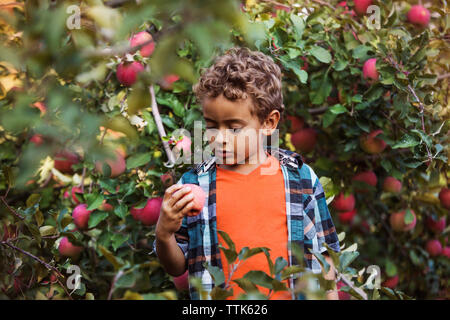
[389,209,416,232]
[129,31,155,57]
[181,184,206,217]
[383,177,402,193]
[360,129,387,154]
[72,204,92,230]
[426,239,443,257]
[438,188,450,209]
[116,61,145,87]
[130,197,163,226]
[332,192,356,212]
[407,5,430,27]
[173,270,189,291]
[58,237,83,258]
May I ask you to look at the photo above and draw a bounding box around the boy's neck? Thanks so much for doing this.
[216,148,269,175]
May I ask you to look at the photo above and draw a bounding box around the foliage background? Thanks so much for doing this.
[0,0,448,299]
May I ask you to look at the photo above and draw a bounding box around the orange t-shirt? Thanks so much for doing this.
[215,152,291,300]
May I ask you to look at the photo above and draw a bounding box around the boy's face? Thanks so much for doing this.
[202,93,279,166]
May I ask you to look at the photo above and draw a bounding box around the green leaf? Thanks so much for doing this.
[242,271,274,289]
[126,152,152,170]
[311,250,330,274]
[219,246,238,265]
[309,46,332,64]
[385,260,398,277]
[86,193,104,211]
[204,262,225,287]
[322,109,338,128]
[290,13,305,39]
[233,278,259,293]
[116,271,137,288]
[330,104,347,114]
[392,134,420,149]
[274,257,288,275]
[114,203,127,219]
[217,230,236,252]
[88,211,109,228]
[404,209,414,225]
[210,286,234,300]
[280,266,305,280]
[111,233,129,251]
[98,245,124,271]
[340,251,359,271]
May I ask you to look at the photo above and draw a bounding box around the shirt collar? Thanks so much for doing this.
[193,147,303,175]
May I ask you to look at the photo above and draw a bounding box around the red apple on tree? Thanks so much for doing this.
[30,134,44,146]
[72,204,92,230]
[338,208,357,225]
[159,74,180,91]
[382,274,399,289]
[129,31,155,57]
[286,115,305,133]
[360,129,387,154]
[441,247,450,259]
[426,216,446,234]
[95,150,126,178]
[31,101,47,115]
[389,209,416,232]
[438,187,450,209]
[352,171,377,193]
[99,200,114,212]
[130,197,163,226]
[363,58,379,82]
[332,192,356,212]
[116,61,145,87]
[54,150,80,174]
[71,186,83,204]
[354,0,372,15]
[290,128,317,154]
[58,237,83,258]
[407,5,430,27]
[383,177,402,193]
[425,239,443,257]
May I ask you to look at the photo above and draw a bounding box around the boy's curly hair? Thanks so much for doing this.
[192,47,284,125]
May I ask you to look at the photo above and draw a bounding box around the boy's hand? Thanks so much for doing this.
[156,184,194,242]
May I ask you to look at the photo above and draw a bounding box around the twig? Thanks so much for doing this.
[79,167,86,193]
[82,39,154,58]
[0,197,24,220]
[107,270,124,300]
[437,73,450,80]
[149,85,176,166]
[337,273,368,300]
[1,240,64,278]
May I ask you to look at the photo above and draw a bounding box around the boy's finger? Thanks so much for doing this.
[165,184,183,197]
[173,193,194,213]
[167,186,192,208]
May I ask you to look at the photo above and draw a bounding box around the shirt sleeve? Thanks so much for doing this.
[303,168,341,255]
[152,177,189,261]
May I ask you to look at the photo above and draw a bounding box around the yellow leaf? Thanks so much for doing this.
[39,225,56,237]
[123,290,143,300]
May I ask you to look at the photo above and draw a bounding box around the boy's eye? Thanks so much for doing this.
[231,128,242,133]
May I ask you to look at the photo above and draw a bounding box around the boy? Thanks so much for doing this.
[154,47,341,300]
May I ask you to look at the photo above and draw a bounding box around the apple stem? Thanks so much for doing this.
[149,85,176,167]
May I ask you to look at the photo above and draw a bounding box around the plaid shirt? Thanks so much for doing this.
[154,146,340,300]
